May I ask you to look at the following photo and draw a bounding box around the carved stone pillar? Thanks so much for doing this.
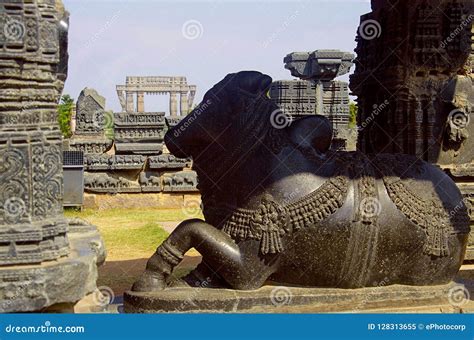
[0,0,105,313]
[126,91,134,112]
[137,91,145,112]
[0,0,69,265]
[180,92,189,116]
[170,92,178,117]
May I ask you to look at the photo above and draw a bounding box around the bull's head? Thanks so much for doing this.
[165,71,274,159]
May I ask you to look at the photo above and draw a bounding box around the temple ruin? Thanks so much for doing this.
[66,77,200,205]
[269,50,356,150]
[350,0,474,259]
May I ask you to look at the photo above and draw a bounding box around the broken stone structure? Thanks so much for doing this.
[269,50,355,150]
[350,0,474,259]
[72,77,199,197]
[69,88,113,154]
[0,0,105,312]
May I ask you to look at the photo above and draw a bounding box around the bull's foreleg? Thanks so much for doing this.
[132,218,259,292]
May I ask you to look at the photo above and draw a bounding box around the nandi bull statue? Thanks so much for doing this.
[132,71,470,292]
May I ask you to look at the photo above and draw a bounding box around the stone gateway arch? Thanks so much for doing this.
[116,76,196,115]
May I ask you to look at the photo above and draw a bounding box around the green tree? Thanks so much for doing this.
[58,94,74,138]
[349,101,358,128]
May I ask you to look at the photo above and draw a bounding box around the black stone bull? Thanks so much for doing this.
[132,71,470,291]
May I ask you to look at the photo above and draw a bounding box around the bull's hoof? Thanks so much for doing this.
[131,271,166,292]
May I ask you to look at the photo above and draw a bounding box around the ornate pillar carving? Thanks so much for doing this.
[0,0,106,313]
[0,0,70,265]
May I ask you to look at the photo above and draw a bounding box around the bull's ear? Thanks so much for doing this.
[288,115,333,154]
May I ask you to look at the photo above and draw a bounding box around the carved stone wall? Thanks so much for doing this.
[114,112,166,155]
[269,80,351,128]
[350,0,474,258]
[81,112,197,194]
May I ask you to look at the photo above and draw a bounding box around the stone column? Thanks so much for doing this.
[0,0,105,313]
[0,0,70,266]
[126,91,134,112]
[170,92,178,117]
[180,92,189,116]
[315,81,324,115]
[137,92,145,112]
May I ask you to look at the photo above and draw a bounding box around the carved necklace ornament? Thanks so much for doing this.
[375,154,469,257]
[384,178,451,257]
[221,176,349,255]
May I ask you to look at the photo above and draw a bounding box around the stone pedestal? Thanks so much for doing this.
[124,282,469,313]
[0,219,106,313]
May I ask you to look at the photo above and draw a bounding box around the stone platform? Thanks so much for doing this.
[124,281,472,313]
[0,221,105,313]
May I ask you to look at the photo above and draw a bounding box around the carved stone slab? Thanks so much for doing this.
[74,88,108,135]
[84,154,146,171]
[84,172,141,193]
[69,139,113,154]
[149,154,191,170]
[139,172,162,192]
[162,171,198,192]
[115,143,163,155]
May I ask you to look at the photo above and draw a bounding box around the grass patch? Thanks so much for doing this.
[64,207,202,260]
[100,222,170,260]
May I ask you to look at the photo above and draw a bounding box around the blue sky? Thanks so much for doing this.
[63,0,371,112]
